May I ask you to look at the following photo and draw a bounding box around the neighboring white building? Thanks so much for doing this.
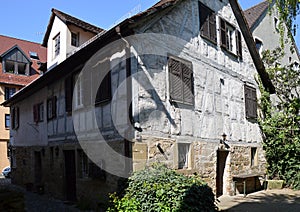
[244,0,300,65]
[4,0,275,207]
[42,9,105,70]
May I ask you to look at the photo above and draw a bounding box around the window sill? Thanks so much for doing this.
[200,35,217,46]
[95,99,111,107]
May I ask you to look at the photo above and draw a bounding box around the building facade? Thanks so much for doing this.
[0,35,46,172]
[4,0,275,207]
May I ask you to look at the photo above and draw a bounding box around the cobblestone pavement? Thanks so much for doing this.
[0,176,81,212]
[217,188,300,212]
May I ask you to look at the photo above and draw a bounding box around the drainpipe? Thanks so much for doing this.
[115,26,133,174]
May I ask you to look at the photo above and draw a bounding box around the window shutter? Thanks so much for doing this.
[182,63,194,105]
[169,58,183,102]
[95,60,112,105]
[245,86,257,119]
[65,76,73,113]
[220,18,227,49]
[236,30,242,58]
[52,96,57,118]
[33,104,39,122]
[200,4,209,38]
[11,108,15,129]
[209,13,217,43]
[15,107,19,129]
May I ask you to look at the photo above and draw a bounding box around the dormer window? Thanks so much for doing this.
[29,51,39,60]
[255,38,263,55]
[53,33,60,57]
[71,32,79,47]
[2,47,30,75]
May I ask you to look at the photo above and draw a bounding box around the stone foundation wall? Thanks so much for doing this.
[132,137,266,196]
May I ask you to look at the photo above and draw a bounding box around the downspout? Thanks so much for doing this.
[115,26,133,173]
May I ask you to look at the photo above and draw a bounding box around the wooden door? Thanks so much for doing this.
[64,150,76,201]
[216,150,228,197]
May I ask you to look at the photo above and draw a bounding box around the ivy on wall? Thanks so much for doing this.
[259,48,300,189]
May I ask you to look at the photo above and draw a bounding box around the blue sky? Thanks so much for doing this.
[0,0,298,46]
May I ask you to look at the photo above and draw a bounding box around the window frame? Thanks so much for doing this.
[53,33,60,57]
[168,55,194,106]
[244,85,257,119]
[220,17,242,58]
[4,87,16,100]
[47,96,57,120]
[250,147,258,167]
[95,70,112,106]
[71,32,79,47]
[178,143,191,169]
[5,114,10,129]
[199,2,217,44]
[33,102,44,123]
[11,107,19,130]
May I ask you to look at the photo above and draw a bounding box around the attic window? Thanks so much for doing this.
[53,33,60,57]
[255,38,263,55]
[3,49,30,75]
[199,2,217,44]
[71,32,79,47]
[29,51,39,60]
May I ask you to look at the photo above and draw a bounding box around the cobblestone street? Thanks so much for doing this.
[217,188,300,212]
[0,176,81,212]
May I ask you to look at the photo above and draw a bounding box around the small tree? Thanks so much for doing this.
[108,164,217,212]
[259,48,300,189]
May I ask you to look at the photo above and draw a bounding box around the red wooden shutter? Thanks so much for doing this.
[65,75,73,113]
[220,18,227,49]
[33,104,39,122]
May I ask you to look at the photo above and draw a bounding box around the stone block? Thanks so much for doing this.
[132,143,148,160]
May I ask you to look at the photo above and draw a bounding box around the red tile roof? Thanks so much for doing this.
[0,35,47,86]
[243,0,270,29]
[42,8,105,46]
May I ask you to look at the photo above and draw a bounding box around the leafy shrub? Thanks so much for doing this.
[108,164,217,212]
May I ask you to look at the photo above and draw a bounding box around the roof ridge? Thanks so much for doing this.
[0,34,43,46]
[51,8,104,32]
[244,0,269,13]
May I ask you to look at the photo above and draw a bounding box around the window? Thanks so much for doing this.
[274,17,279,32]
[77,150,106,180]
[199,2,217,43]
[244,85,257,119]
[4,87,16,100]
[53,33,60,57]
[29,51,39,60]
[3,49,30,75]
[251,147,258,167]
[71,32,79,47]
[95,71,112,105]
[5,114,10,128]
[255,38,263,55]
[220,18,242,58]
[178,143,190,169]
[11,107,19,130]
[168,56,194,105]
[33,103,44,123]
[293,61,299,71]
[47,96,57,120]
[74,73,83,108]
[65,75,74,113]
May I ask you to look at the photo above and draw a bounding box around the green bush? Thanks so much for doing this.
[108,164,217,212]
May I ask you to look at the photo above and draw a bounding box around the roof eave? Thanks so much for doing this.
[229,0,275,93]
